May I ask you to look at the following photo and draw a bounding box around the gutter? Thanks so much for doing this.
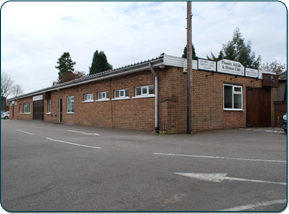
[149,63,159,132]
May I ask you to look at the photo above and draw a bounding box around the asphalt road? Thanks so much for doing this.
[1,120,287,211]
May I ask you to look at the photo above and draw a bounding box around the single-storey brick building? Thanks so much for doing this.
[7,54,278,133]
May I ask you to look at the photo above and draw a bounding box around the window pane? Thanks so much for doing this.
[142,87,147,94]
[91,94,93,100]
[224,86,232,108]
[234,87,241,92]
[125,89,128,97]
[115,91,119,98]
[234,94,242,109]
[149,85,154,94]
[48,100,51,112]
[106,92,109,98]
[67,103,70,112]
[120,90,124,97]
[67,97,72,112]
[136,88,141,96]
[98,93,101,99]
[102,92,105,98]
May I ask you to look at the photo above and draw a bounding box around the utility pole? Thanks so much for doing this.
[187,1,193,134]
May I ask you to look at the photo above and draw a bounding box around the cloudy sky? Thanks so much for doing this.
[1,1,287,97]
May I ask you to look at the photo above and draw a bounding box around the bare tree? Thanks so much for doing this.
[260,61,286,75]
[1,71,15,98]
[12,84,24,97]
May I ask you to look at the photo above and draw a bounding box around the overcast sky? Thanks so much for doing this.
[1,1,287,97]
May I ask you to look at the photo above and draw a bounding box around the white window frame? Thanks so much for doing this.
[112,89,130,101]
[24,103,31,114]
[95,91,110,102]
[83,93,94,103]
[47,99,51,114]
[67,96,74,113]
[223,84,243,111]
[19,104,22,114]
[133,85,155,99]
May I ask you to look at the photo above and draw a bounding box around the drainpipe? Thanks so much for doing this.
[149,63,159,132]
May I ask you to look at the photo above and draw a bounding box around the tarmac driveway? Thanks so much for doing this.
[1,120,287,211]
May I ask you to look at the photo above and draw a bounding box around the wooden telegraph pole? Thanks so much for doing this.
[187,1,193,134]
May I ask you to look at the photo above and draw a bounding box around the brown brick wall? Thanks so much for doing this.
[44,88,76,124]
[274,101,286,127]
[11,97,33,121]
[192,70,263,132]
[158,67,187,133]
[44,98,56,123]
[271,87,276,126]
[111,71,155,131]
[41,70,156,131]
[276,81,286,101]
[10,66,277,133]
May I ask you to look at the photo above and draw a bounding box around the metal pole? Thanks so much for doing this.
[149,63,159,131]
[187,1,193,134]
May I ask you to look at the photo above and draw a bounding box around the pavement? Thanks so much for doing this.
[1,119,287,211]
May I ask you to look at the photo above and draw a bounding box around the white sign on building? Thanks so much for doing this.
[33,94,43,101]
[198,59,216,72]
[245,68,259,78]
[217,59,244,76]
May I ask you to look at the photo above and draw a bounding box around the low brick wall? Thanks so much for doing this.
[274,101,286,127]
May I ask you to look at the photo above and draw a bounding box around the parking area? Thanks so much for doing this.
[1,120,287,211]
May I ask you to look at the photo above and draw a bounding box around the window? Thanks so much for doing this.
[98,91,109,100]
[224,84,242,110]
[135,85,154,97]
[47,100,51,113]
[84,93,94,102]
[114,89,129,100]
[67,96,74,113]
[24,103,31,113]
[19,104,22,114]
